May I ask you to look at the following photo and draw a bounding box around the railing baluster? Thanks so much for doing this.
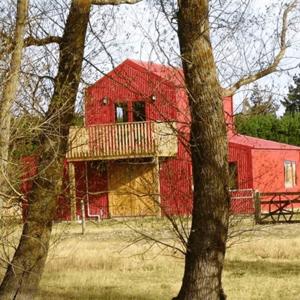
[112,124,114,156]
[141,123,144,154]
[124,123,128,155]
[118,124,122,157]
[96,126,99,157]
[105,125,108,156]
[108,124,111,157]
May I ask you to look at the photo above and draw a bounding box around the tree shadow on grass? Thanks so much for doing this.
[38,285,157,300]
[225,259,300,278]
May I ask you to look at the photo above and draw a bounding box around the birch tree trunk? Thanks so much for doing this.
[174,0,230,299]
[0,0,28,211]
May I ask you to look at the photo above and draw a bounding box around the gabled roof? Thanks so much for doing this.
[229,133,300,150]
[87,59,184,91]
[127,59,184,87]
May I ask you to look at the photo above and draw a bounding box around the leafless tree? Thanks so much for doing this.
[0,0,28,212]
[0,0,142,299]
[174,1,298,299]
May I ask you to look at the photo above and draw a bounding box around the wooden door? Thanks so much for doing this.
[108,162,158,217]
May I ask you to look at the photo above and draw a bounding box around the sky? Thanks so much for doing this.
[2,0,299,115]
[85,0,300,115]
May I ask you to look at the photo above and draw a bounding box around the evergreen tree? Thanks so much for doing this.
[235,113,300,146]
[282,73,300,114]
[247,83,279,115]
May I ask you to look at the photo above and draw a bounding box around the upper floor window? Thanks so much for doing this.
[115,103,128,123]
[284,160,296,188]
[133,101,146,122]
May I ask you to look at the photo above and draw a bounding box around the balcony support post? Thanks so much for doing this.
[68,162,77,221]
[154,156,161,216]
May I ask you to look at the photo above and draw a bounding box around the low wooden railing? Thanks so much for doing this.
[67,121,177,160]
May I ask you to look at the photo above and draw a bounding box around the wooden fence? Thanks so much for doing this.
[254,191,300,224]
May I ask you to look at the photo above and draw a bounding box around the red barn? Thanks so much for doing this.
[47,59,300,220]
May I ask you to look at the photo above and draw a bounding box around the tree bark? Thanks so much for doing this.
[0,0,142,298]
[0,1,91,298]
[175,1,230,299]
[0,0,28,211]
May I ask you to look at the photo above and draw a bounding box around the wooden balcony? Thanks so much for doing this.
[66,121,178,161]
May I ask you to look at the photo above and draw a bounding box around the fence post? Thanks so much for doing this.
[254,190,261,224]
[81,199,86,235]
[68,162,76,221]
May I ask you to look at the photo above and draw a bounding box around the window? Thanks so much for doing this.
[229,162,238,190]
[284,161,296,188]
[115,103,128,123]
[133,101,146,122]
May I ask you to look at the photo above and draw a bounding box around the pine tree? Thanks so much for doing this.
[282,72,300,115]
[247,83,278,115]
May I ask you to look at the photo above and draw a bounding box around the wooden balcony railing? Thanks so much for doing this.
[66,121,177,161]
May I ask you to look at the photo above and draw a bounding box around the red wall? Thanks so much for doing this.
[73,161,109,219]
[228,142,253,189]
[159,130,192,216]
[20,157,72,221]
[252,149,300,192]
[85,60,178,126]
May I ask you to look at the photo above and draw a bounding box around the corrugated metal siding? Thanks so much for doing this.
[229,142,253,189]
[85,61,177,126]
[55,161,71,221]
[160,131,193,216]
[252,149,300,193]
[86,162,109,218]
[74,161,109,219]
[20,157,72,221]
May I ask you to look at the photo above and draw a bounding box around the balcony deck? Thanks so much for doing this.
[66,121,178,161]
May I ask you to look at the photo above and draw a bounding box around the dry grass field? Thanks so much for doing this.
[1,218,300,299]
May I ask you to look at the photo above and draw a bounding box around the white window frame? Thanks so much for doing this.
[284,160,297,188]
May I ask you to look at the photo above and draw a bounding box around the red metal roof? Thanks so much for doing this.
[229,132,300,150]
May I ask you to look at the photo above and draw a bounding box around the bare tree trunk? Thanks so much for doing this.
[0,0,28,210]
[0,0,142,297]
[0,1,91,298]
[174,1,230,299]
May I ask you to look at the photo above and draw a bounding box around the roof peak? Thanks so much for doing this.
[124,58,184,87]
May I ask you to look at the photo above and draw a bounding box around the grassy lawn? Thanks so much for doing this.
[1,218,300,299]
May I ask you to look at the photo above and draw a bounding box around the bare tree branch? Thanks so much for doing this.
[92,0,142,5]
[0,31,62,58]
[224,0,298,97]
[24,35,62,47]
